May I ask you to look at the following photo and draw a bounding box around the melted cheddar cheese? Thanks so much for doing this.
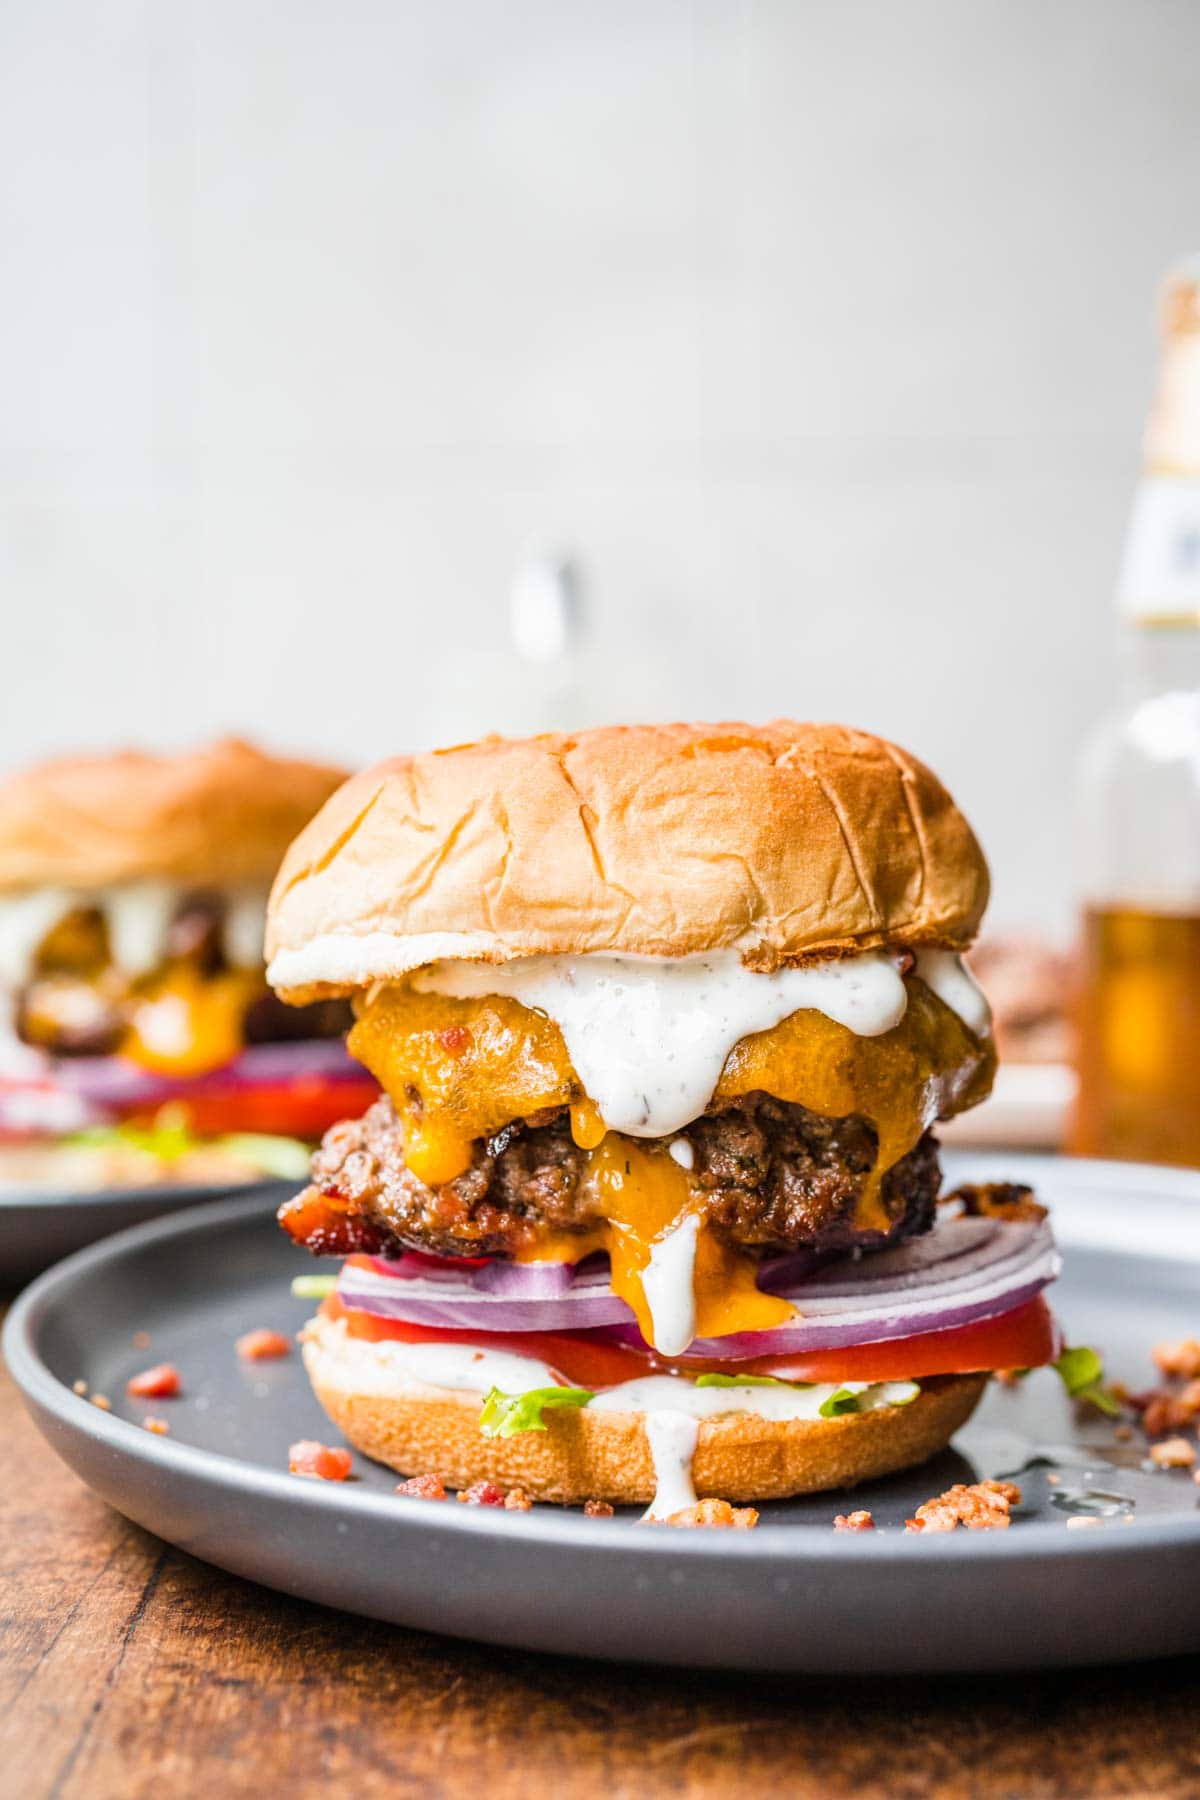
[346,975,995,1350]
[123,962,265,1077]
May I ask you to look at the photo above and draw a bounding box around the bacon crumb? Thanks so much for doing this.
[288,1439,352,1480]
[235,1328,293,1362]
[91,1394,112,1412]
[1149,1436,1196,1469]
[126,1363,181,1400]
[72,1379,88,1396]
[132,1331,151,1350]
[503,1488,534,1512]
[1152,1338,1200,1381]
[584,1499,615,1518]
[906,1479,1021,1533]
[1134,1386,1200,1436]
[834,1510,875,1532]
[660,1499,759,1530]
[143,1417,170,1436]
[946,1183,1046,1223]
[456,1481,507,1507]
[395,1474,448,1501]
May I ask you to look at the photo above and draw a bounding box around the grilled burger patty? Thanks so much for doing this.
[281,1092,941,1262]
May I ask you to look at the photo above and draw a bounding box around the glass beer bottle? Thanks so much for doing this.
[1072,261,1200,1165]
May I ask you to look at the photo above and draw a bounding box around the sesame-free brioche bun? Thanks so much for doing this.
[267,722,988,1000]
[302,1314,985,1503]
[0,739,348,893]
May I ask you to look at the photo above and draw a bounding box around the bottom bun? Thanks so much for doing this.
[302,1314,987,1505]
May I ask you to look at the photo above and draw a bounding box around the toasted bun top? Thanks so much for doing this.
[266,721,988,1000]
[0,739,349,893]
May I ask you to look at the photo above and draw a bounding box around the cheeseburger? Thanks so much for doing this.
[269,723,1060,1510]
[0,740,377,1187]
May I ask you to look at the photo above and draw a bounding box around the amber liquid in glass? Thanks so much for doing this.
[1071,906,1200,1166]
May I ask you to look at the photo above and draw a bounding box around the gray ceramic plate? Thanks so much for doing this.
[6,1152,1200,1672]
[0,1178,299,1289]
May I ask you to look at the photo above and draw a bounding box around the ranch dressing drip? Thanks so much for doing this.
[104,882,181,977]
[640,1413,700,1519]
[914,949,992,1040]
[640,1214,701,1357]
[414,948,910,1139]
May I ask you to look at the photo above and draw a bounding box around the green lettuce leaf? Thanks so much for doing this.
[820,1380,920,1417]
[290,1274,339,1299]
[215,1133,312,1178]
[65,1120,311,1179]
[695,1372,813,1390]
[478,1385,594,1438]
[1053,1345,1121,1415]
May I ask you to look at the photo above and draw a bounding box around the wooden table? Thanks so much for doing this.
[3,1300,1199,1800]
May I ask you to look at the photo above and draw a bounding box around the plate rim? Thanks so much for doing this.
[6,1154,1200,1568]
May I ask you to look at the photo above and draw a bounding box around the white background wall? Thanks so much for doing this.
[2,0,1198,931]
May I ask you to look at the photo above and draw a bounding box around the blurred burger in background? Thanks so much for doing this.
[0,740,378,1191]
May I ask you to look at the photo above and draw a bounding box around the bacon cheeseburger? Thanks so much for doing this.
[0,740,377,1185]
[269,723,1060,1510]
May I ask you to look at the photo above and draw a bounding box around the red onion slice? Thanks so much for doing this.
[337,1215,1060,1354]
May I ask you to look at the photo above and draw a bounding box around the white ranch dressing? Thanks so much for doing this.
[641,1413,700,1520]
[311,1319,560,1398]
[915,948,992,1039]
[0,882,272,990]
[104,882,180,977]
[414,948,910,1138]
[641,1214,700,1357]
[587,1374,918,1422]
[222,889,270,970]
[0,889,74,988]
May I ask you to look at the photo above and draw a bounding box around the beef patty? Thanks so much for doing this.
[280,1092,941,1262]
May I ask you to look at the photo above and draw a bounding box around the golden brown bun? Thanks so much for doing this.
[0,739,349,893]
[267,722,989,1000]
[302,1316,985,1504]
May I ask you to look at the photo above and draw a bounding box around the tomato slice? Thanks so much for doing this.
[323,1295,653,1388]
[125,1074,378,1140]
[741,1296,1060,1383]
[321,1292,1059,1389]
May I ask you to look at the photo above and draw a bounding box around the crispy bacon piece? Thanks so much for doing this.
[395,1474,448,1501]
[660,1499,759,1530]
[288,1440,352,1480]
[834,1510,875,1531]
[1149,1437,1196,1469]
[277,1188,388,1258]
[905,1479,1020,1533]
[456,1481,507,1507]
[946,1183,1046,1224]
[126,1364,182,1399]
[1152,1338,1200,1381]
[235,1328,293,1362]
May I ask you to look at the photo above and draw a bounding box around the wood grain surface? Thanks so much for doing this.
[2,1296,1199,1800]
